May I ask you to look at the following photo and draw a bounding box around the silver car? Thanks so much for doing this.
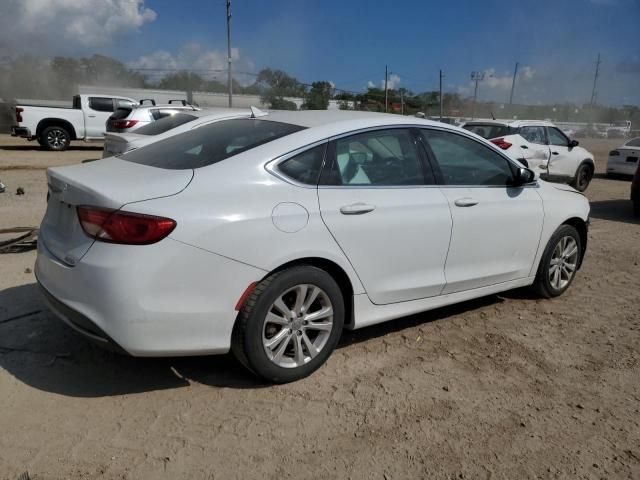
[102,108,252,158]
[106,100,199,133]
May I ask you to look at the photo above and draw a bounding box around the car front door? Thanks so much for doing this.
[518,126,550,174]
[84,97,115,138]
[420,128,544,294]
[317,128,452,305]
[546,127,578,180]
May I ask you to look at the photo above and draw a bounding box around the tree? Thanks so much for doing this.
[256,68,304,110]
[303,81,332,110]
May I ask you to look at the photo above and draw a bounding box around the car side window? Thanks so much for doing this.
[547,127,569,147]
[322,129,428,186]
[520,126,547,145]
[88,97,114,112]
[277,144,326,185]
[421,129,515,186]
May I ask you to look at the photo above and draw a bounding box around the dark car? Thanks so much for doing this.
[632,162,640,217]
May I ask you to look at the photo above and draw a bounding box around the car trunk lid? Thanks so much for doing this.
[41,158,192,265]
[103,132,145,157]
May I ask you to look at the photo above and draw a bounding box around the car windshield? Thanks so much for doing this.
[121,118,305,169]
[463,123,513,139]
[134,113,198,135]
[626,138,640,147]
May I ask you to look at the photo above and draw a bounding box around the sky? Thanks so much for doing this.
[1,0,639,106]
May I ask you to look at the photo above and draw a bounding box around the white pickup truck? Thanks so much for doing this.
[11,94,137,151]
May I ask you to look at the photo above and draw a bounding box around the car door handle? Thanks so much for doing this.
[88,115,96,118]
[521,145,528,149]
[339,203,376,215]
[454,197,479,207]
[551,151,559,155]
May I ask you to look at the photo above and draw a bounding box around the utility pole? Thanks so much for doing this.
[226,0,233,108]
[384,65,389,113]
[509,62,518,105]
[590,53,601,106]
[439,69,444,121]
[470,71,485,119]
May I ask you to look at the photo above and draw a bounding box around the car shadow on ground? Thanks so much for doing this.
[593,173,632,181]
[0,282,504,397]
[589,199,639,225]
[0,144,103,152]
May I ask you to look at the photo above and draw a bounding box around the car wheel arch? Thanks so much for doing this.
[561,217,588,269]
[36,118,77,140]
[248,257,355,329]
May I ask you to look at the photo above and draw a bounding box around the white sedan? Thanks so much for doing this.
[607,137,640,176]
[36,111,590,383]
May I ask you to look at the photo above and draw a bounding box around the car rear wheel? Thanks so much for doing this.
[41,126,71,151]
[532,225,582,298]
[571,163,593,192]
[231,266,344,383]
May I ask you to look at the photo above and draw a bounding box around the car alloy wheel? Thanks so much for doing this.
[47,128,68,149]
[262,284,334,368]
[548,235,578,290]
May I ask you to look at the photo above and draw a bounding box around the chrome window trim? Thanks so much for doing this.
[265,123,540,190]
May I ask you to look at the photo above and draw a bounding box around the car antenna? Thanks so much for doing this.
[250,106,268,118]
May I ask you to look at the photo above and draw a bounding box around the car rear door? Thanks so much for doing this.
[419,128,544,294]
[317,127,452,305]
[84,97,115,138]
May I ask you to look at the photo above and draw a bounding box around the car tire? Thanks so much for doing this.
[231,266,344,383]
[41,126,71,151]
[532,224,582,298]
[571,162,593,192]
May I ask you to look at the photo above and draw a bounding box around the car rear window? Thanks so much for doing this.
[463,123,514,139]
[135,113,198,135]
[121,119,305,169]
[110,107,132,120]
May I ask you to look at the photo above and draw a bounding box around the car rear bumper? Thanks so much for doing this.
[11,126,32,138]
[35,234,265,356]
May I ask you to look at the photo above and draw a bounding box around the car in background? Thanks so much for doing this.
[102,108,252,158]
[463,120,595,191]
[106,100,199,133]
[36,110,589,383]
[607,137,640,177]
[631,162,640,217]
[11,94,137,151]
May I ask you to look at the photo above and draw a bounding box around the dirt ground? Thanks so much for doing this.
[0,134,638,480]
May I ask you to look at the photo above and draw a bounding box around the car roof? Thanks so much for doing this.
[463,119,556,128]
[259,110,448,131]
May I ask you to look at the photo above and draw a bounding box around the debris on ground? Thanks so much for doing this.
[0,181,5,193]
[0,227,38,254]
[16,187,25,195]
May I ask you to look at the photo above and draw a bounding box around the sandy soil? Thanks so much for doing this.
[0,135,638,480]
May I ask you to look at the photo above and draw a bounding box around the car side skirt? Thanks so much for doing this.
[350,276,535,330]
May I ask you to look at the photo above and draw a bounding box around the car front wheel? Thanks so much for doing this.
[533,225,582,298]
[571,163,593,192]
[231,266,344,383]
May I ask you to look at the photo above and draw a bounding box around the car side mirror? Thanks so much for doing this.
[569,139,579,149]
[514,167,536,186]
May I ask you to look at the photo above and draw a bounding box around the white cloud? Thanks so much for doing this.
[457,66,536,97]
[0,0,156,55]
[130,43,255,85]
[366,74,401,90]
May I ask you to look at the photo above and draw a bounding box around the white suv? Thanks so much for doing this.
[463,120,595,191]
[106,100,199,133]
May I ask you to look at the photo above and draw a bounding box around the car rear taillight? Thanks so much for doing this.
[490,138,512,150]
[609,150,620,156]
[112,120,139,129]
[15,107,23,123]
[77,206,176,245]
